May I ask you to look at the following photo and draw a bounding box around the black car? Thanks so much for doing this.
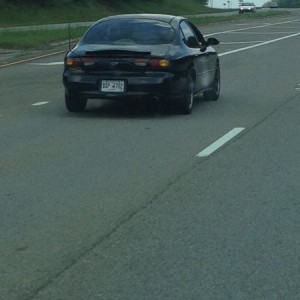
[63,14,220,114]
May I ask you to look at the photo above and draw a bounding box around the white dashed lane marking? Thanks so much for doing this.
[32,101,50,106]
[30,62,63,65]
[197,127,245,157]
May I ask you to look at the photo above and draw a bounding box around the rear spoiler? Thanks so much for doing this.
[85,50,151,57]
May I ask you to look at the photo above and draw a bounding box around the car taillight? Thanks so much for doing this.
[65,58,80,68]
[65,57,97,68]
[133,58,170,68]
[134,58,148,67]
[150,59,170,68]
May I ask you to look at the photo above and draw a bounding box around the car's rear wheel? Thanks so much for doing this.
[65,93,87,112]
[180,72,195,114]
[203,62,220,101]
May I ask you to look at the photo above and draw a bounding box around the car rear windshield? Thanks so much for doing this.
[80,19,175,46]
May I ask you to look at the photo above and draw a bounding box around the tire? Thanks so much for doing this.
[65,92,87,112]
[180,72,195,114]
[203,62,220,101]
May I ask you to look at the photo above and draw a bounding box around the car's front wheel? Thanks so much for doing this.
[203,62,220,101]
[65,93,87,112]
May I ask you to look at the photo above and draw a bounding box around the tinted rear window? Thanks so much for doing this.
[81,19,175,45]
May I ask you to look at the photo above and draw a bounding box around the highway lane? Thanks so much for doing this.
[1,10,300,299]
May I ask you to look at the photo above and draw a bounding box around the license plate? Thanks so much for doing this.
[101,80,125,92]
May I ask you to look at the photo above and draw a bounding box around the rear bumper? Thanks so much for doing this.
[63,70,188,101]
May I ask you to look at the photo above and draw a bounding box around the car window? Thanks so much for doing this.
[186,21,206,46]
[81,19,175,45]
[179,20,199,48]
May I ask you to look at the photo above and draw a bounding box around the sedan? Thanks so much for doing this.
[63,14,220,114]
[270,2,279,8]
[239,2,256,14]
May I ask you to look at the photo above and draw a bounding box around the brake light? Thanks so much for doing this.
[150,59,170,68]
[65,58,81,68]
[134,58,148,67]
[65,57,96,68]
[82,57,97,66]
[133,58,170,68]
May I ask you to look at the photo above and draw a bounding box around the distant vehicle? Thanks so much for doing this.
[63,14,221,114]
[269,2,279,8]
[239,2,256,14]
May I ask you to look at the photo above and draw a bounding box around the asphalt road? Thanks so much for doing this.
[1,9,300,300]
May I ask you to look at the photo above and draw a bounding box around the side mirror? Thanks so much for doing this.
[186,36,199,48]
[207,37,220,46]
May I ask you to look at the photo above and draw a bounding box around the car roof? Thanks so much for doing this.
[95,13,185,24]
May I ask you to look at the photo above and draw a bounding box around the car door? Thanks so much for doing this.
[179,20,209,92]
[187,21,218,88]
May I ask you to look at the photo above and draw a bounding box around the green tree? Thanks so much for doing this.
[278,0,300,7]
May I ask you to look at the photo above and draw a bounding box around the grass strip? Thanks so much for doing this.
[0,10,289,50]
[0,0,216,27]
[0,27,88,49]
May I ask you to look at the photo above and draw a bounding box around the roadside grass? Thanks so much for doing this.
[0,0,289,51]
[0,0,216,27]
[0,10,288,50]
[0,27,88,50]
[104,0,217,15]
[0,3,112,27]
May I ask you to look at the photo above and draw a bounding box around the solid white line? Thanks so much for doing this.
[196,127,245,157]
[0,50,65,68]
[30,31,300,66]
[204,18,300,37]
[31,62,63,65]
[221,41,265,44]
[32,101,49,106]
[219,32,300,57]
[229,31,298,34]
[268,27,300,29]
